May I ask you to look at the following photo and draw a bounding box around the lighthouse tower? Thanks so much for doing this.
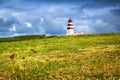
[67,18,74,35]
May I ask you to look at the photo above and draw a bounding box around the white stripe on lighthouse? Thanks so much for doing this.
[68,22,73,24]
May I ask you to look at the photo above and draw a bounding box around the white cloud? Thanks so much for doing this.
[26,22,32,28]
[40,17,44,22]
[73,18,115,33]
[9,25,16,32]
[95,19,107,26]
[82,7,113,17]
[12,12,22,17]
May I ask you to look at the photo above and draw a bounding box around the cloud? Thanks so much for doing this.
[41,17,66,34]
[0,16,18,32]
[26,22,32,28]
[111,6,120,16]
[9,24,16,32]
[74,18,117,33]
[92,19,115,33]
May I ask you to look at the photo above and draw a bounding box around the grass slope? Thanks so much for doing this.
[0,33,120,80]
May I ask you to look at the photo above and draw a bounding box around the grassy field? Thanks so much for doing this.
[0,33,120,80]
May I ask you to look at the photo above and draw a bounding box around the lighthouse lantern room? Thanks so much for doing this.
[67,18,74,35]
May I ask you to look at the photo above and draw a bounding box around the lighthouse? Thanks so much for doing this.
[67,18,74,35]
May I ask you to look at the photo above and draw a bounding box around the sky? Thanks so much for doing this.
[0,0,120,37]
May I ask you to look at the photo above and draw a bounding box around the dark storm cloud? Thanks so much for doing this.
[0,0,3,4]
[0,0,120,12]
[0,17,18,32]
[21,0,120,7]
[21,0,120,3]
[111,7,120,16]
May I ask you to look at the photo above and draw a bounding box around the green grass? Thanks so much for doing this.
[0,33,120,80]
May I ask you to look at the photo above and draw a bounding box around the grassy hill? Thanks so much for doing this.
[0,33,120,80]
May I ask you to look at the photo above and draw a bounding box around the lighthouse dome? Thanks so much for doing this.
[68,18,73,22]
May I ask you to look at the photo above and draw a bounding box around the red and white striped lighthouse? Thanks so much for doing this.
[67,18,74,35]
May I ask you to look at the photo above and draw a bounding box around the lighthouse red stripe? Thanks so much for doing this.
[68,24,73,26]
[67,27,74,29]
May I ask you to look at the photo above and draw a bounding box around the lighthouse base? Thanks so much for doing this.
[67,30,74,35]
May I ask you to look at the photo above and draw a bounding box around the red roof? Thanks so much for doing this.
[68,18,73,22]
